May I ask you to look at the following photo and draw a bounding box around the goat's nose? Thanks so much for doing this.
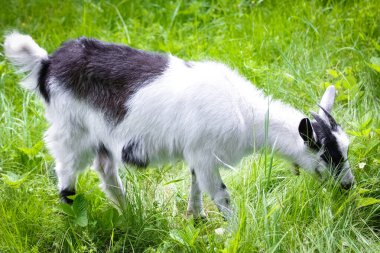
[341,181,354,190]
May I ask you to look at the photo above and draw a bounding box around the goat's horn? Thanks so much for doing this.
[310,111,330,132]
[317,104,338,129]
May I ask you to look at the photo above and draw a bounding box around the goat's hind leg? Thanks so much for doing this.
[46,129,94,204]
[94,144,126,210]
[55,161,79,204]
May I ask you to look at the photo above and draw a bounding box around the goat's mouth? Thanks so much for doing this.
[341,182,353,190]
[336,166,354,190]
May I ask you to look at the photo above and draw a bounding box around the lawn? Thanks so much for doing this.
[0,0,379,252]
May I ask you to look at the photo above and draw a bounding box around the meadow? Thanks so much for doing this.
[0,0,379,252]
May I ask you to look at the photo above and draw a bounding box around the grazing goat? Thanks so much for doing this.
[4,32,354,219]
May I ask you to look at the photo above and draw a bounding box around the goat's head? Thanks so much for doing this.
[298,86,354,189]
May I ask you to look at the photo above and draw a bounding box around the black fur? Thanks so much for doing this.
[321,138,344,177]
[47,37,169,122]
[38,59,51,102]
[299,118,314,144]
[98,142,110,157]
[122,140,149,168]
[60,188,76,204]
[299,118,320,151]
[311,120,344,177]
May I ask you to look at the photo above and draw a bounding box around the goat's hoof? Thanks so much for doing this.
[187,209,207,224]
[215,227,225,235]
[193,215,208,225]
[61,196,73,204]
[291,165,300,176]
[59,189,76,205]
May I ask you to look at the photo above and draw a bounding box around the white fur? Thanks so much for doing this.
[44,56,321,216]
[3,32,48,90]
[5,33,352,218]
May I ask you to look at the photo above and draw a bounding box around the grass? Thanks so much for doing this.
[0,0,379,252]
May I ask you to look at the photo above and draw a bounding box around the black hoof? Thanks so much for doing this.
[60,189,76,205]
[193,215,208,226]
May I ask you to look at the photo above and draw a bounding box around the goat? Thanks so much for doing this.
[4,32,354,219]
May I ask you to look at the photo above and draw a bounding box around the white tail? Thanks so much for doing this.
[4,32,48,90]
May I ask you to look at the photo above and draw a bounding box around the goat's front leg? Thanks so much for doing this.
[94,145,126,210]
[187,168,206,219]
[193,167,232,219]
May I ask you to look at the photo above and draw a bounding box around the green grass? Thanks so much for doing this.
[0,0,379,252]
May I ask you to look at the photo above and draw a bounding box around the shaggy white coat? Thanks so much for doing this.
[4,32,353,218]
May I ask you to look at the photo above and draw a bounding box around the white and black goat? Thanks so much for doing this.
[4,32,354,218]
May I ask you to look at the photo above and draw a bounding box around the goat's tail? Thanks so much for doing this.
[4,31,48,91]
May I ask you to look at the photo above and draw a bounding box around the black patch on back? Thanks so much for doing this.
[38,59,51,102]
[48,37,169,122]
[221,183,227,190]
[122,140,149,168]
[60,188,76,204]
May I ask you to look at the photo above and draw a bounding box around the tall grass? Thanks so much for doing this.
[0,0,379,252]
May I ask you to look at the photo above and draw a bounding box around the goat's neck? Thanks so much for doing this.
[252,98,315,170]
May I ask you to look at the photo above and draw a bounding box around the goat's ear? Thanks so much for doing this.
[319,85,335,115]
[298,118,315,145]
